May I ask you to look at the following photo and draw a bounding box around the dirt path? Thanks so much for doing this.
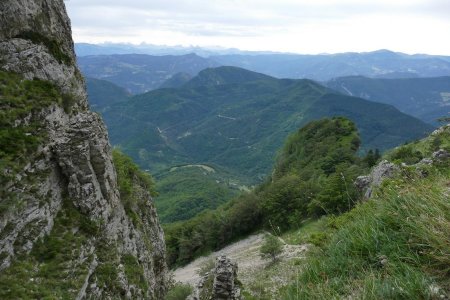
[173,232,309,297]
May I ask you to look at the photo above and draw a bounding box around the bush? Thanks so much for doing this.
[165,283,193,300]
[260,234,283,262]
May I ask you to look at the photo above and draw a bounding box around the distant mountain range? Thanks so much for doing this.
[326,76,450,125]
[99,66,433,181]
[78,54,218,94]
[75,42,282,57]
[77,45,450,95]
[211,50,450,81]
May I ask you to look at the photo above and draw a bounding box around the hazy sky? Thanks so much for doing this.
[65,0,450,55]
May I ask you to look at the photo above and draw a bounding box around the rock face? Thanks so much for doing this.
[212,256,241,300]
[355,160,399,199]
[0,0,167,298]
[189,256,241,300]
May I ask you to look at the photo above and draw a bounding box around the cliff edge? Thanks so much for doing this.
[0,0,167,298]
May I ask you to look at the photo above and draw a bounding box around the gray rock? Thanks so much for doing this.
[189,255,241,300]
[419,158,433,165]
[432,149,450,161]
[355,160,399,199]
[0,0,168,298]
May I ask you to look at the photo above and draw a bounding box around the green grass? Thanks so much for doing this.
[282,218,329,246]
[113,148,157,223]
[0,199,95,299]
[165,283,193,300]
[0,71,63,217]
[283,169,450,299]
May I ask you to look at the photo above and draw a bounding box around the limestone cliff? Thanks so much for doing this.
[0,0,167,298]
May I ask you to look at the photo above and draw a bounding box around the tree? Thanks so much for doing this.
[260,234,283,262]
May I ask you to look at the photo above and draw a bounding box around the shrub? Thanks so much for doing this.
[260,234,283,262]
[165,283,193,300]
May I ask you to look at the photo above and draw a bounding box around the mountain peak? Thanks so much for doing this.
[184,66,274,88]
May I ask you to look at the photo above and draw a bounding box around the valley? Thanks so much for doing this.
[1,1,450,298]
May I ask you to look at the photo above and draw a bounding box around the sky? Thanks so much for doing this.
[65,0,450,55]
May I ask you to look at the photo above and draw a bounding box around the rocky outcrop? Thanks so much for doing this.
[432,149,450,161]
[212,256,241,300]
[189,256,241,300]
[0,0,167,298]
[355,160,399,199]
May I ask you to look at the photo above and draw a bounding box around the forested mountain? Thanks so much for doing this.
[86,77,130,111]
[326,76,450,125]
[154,165,246,223]
[159,72,193,89]
[165,119,450,300]
[101,66,433,181]
[78,53,219,94]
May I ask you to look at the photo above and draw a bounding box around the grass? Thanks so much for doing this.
[0,199,94,299]
[0,71,63,217]
[283,169,450,299]
[165,283,193,300]
[282,218,329,246]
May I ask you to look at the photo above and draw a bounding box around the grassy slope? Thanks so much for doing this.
[281,126,450,299]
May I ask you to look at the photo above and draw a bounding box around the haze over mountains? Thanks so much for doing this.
[79,53,218,94]
[327,76,450,125]
[77,43,450,96]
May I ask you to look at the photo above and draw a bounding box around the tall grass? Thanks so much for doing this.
[283,171,450,299]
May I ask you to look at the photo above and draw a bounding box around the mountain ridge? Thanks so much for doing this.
[102,66,433,181]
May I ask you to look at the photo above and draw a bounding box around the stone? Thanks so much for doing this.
[355,160,399,199]
[0,0,168,298]
[432,149,450,161]
[188,255,241,300]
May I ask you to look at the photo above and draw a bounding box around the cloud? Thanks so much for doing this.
[65,0,450,54]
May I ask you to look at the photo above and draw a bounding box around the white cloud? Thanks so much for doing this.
[65,0,450,55]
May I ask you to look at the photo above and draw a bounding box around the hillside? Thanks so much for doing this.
[281,124,450,299]
[86,77,130,111]
[154,165,248,223]
[78,53,219,94]
[101,66,433,181]
[163,117,372,266]
[160,72,193,89]
[212,50,450,81]
[327,76,450,125]
[167,121,450,299]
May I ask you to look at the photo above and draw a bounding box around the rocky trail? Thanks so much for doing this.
[174,232,309,298]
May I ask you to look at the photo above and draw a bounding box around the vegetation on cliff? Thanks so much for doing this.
[0,71,62,217]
